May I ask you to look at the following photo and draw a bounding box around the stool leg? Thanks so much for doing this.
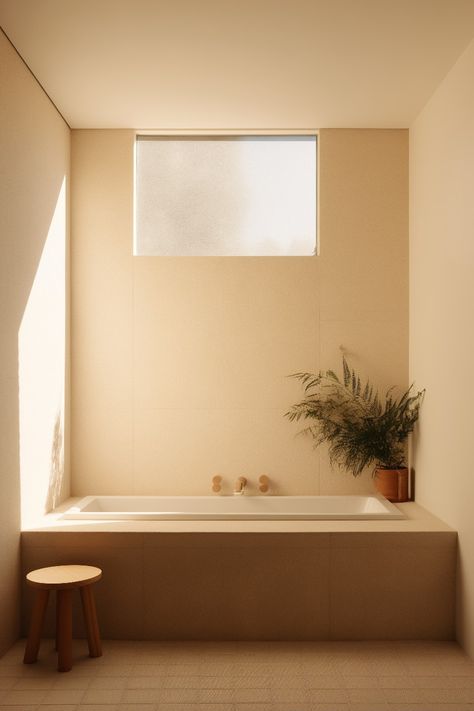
[23,589,49,664]
[55,595,60,651]
[80,585,102,658]
[56,589,73,672]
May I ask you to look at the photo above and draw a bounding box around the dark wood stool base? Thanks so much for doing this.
[23,565,102,672]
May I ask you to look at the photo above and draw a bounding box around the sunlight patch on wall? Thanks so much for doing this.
[19,177,67,528]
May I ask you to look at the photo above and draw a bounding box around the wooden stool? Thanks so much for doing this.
[23,565,102,672]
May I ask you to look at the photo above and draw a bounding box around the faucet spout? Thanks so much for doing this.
[233,476,247,495]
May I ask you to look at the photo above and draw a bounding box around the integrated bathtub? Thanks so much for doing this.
[61,494,404,521]
[27,498,455,642]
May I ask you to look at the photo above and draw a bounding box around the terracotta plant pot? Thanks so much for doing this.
[374,467,409,503]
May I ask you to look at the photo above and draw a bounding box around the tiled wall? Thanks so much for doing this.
[22,529,455,641]
[410,37,474,656]
[71,130,408,495]
[71,129,408,497]
[0,32,70,653]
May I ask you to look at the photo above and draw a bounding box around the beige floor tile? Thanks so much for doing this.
[42,688,86,704]
[342,675,380,688]
[347,687,387,702]
[421,687,474,703]
[2,639,474,710]
[81,687,124,703]
[197,688,235,702]
[87,676,127,689]
[232,687,273,702]
[97,664,135,676]
[438,661,474,676]
[130,664,167,677]
[161,676,229,689]
[382,686,427,703]
[51,675,93,689]
[162,663,202,676]
[377,675,416,688]
[383,705,472,711]
[12,676,56,689]
[296,674,341,688]
[2,688,48,704]
[0,666,23,678]
[271,687,310,702]
[302,659,338,675]
[164,706,233,711]
[307,688,349,702]
[122,688,162,703]
[127,676,164,689]
[232,675,271,688]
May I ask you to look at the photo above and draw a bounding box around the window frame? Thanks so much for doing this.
[133,129,320,257]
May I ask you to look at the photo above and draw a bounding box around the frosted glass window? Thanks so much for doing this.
[134,135,317,256]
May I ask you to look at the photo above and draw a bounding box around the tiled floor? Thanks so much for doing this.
[0,639,474,710]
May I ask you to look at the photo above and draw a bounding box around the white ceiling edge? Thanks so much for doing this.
[1,0,474,129]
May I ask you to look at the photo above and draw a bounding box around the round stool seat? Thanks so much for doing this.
[24,565,102,672]
[26,565,102,589]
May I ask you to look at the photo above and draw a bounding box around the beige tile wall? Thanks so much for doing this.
[71,129,408,497]
[21,529,455,641]
[0,32,70,653]
[410,38,474,656]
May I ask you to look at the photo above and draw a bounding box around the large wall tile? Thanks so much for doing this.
[143,539,330,640]
[330,544,455,640]
[133,407,318,495]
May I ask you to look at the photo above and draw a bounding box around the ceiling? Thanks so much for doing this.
[1,0,474,129]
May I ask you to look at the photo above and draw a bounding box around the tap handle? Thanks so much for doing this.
[259,475,270,493]
[212,475,222,493]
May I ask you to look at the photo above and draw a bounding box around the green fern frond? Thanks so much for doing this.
[284,355,424,477]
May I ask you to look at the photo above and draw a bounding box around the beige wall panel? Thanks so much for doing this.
[71,130,134,495]
[0,31,70,652]
[319,129,408,323]
[133,407,318,496]
[71,128,408,497]
[72,404,133,496]
[410,38,474,656]
[133,258,320,411]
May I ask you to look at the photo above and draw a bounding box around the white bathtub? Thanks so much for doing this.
[61,494,404,521]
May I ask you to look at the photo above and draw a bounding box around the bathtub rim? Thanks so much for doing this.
[22,498,455,534]
[57,493,406,521]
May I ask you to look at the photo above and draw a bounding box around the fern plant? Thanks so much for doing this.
[285,356,424,476]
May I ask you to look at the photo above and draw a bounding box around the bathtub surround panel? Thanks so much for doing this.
[21,526,455,641]
[410,37,474,656]
[0,32,70,653]
[71,129,408,496]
